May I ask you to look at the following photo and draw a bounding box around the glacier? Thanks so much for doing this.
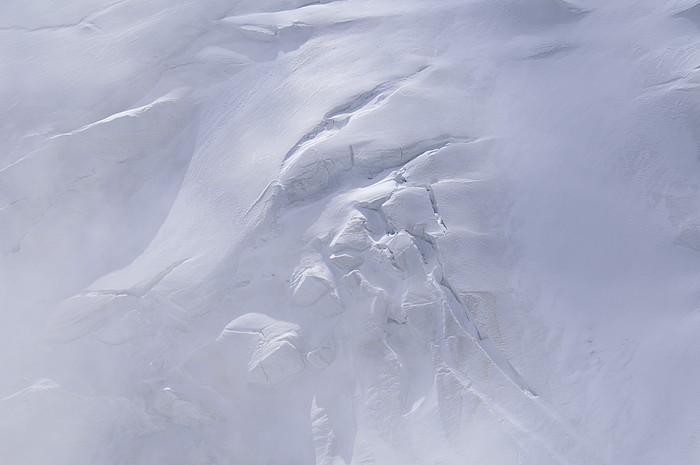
[2,0,700,464]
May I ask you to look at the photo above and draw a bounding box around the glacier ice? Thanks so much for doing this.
[2,0,700,464]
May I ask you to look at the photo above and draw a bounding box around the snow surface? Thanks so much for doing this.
[2,0,700,464]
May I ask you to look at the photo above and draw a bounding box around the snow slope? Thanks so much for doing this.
[2,0,700,464]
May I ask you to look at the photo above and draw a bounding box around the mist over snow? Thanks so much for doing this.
[2,0,700,464]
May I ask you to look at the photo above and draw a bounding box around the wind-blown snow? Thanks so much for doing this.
[2,0,700,464]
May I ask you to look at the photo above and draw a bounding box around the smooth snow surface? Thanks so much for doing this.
[2,0,700,464]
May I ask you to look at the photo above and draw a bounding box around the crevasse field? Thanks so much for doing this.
[1,0,700,464]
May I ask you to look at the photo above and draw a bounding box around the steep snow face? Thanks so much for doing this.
[2,0,700,464]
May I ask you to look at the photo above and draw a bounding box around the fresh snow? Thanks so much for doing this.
[2,0,700,464]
